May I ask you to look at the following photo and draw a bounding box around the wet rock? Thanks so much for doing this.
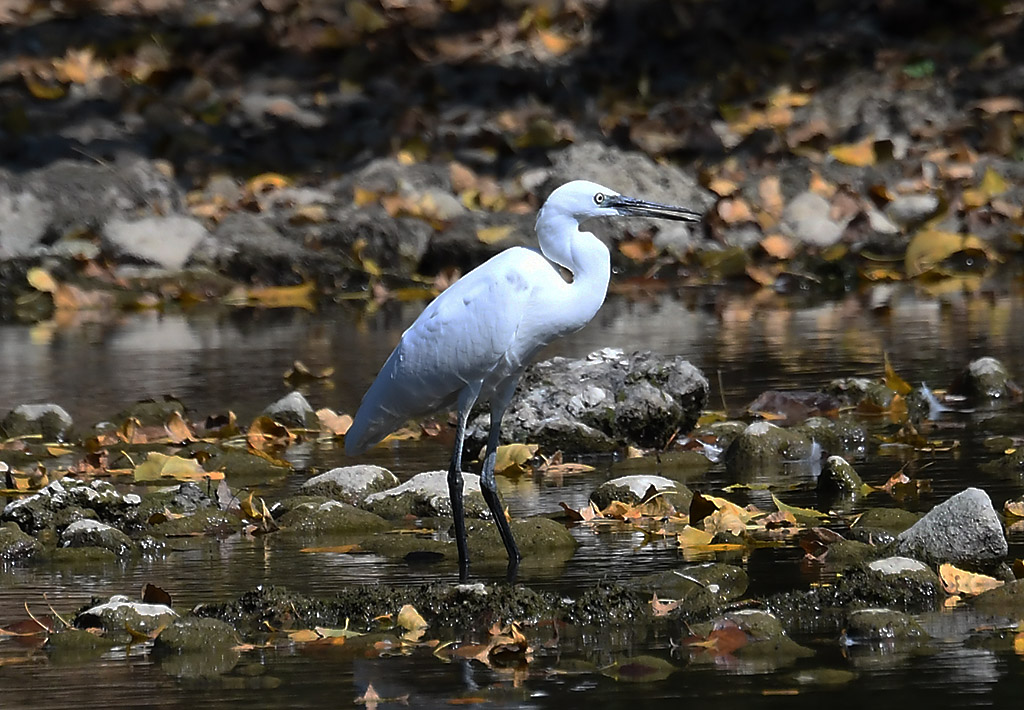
[894,487,1007,567]
[363,471,488,519]
[467,349,708,455]
[632,562,749,614]
[0,521,41,560]
[1,478,141,534]
[0,403,73,440]
[796,415,867,454]
[60,519,134,556]
[76,595,178,639]
[971,579,1024,616]
[300,465,400,504]
[45,628,118,664]
[885,193,940,228]
[186,444,291,484]
[149,508,239,537]
[153,617,241,678]
[781,191,846,247]
[589,474,692,511]
[466,516,577,561]
[690,609,814,668]
[275,500,390,536]
[262,391,318,429]
[981,448,1024,478]
[851,507,920,539]
[824,539,879,568]
[844,608,927,641]
[842,556,942,609]
[609,449,712,483]
[816,455,868,496]
[102,215,208,270]
[822,377,877,407]
[115,397,186,427]
[950,357,1022,402]
[724,421,815,473]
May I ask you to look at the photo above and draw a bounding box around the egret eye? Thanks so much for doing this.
[593,193,605,205]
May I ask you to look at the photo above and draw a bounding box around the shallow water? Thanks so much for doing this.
[2,282,1024,708]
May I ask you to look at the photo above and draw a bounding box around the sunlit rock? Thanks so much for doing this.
[894,487,1007,566]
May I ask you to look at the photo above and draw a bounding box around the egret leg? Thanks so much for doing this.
[480,381,521,572]
[449,383,482,575]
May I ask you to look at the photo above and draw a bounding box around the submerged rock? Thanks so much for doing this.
[950,357,1022,402]
[60,519,134,556]
[894,487,1007,567]
[275,500,390,536]
[466,349,708,455]
[0,403,74,440]
[724,421,815,472]
[589,474,692,511]
[300,465,400,504]
[689,609,814,669]
[363,470,488,519]
[844,608,927,641]
[153,617,242,678]
[632,562,749,615]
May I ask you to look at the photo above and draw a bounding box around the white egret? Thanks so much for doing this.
[345,179,702,574]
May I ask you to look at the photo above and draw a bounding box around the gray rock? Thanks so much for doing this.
[76,595,178,637]
[1,478,141,534]
[866,206,900,235]
[546,142,712,237]
[364,470,488,519]
[724,420,815,473]
[466,349,708,455]
[263,391,318,429]
[102,215,208,270]
[300,465,400,504]
[193,212,303,267]
[845,608,927,641]
[781,191,846,247]
[0,521,41,560]
[886,193,940,228]
[0,403,74,439]
[60,519,134,556]
[895,488,1007,566]
[590,474,690,510]
[951,357,1021,402]
[0,184,48,257]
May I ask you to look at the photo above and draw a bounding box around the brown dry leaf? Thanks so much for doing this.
[708,178,739,197]
[164,411,194,443]
[300,544,361,554]
[449,161,477,193]
[1004,499,1024,518]
[687,620,749,655]
[830,138,876,167]
[758,176,785,219]
[247,415,294,450]
[493,443,538,475]
[650,594,681,617]
[972,96,1024,114]
[759,234,794,259]
[618,238,657,262]
[53,48,108,84]
[232,282,316,309]
[939,563,1004,596]
[397,604,428,633]
[717,197,754,224]
[246,172,291,195]
[535,28,575,56]
[703,506,746,536]
[316,408,352,436]
[284,360,334,384]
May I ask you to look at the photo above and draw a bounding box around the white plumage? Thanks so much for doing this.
[346,179,701,573]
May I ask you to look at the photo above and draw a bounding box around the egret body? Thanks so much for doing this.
[346,180,701,574]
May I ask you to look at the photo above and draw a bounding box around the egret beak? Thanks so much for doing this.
[608,195,702,222]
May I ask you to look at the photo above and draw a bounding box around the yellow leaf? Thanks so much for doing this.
[939,563,1004,596]
[708,178,739,197]
[476,225,514,245]
[134,452,222,482]
[23,73,65,100]
[246,172,291,194]
[978,167,1008,201]
[677,525,714,547]
[232,282,316,309]
[397,604,428,632]
[771,493,826,523]
[1004,499,1024,518]
[904,230,993,277]
[884,353,913,396]
[493,443,538,475]
[830,138,876,167]
[1015,632,1024,656]
[353,186,378,207]
[347,0,389,33]
[26,267,58,293]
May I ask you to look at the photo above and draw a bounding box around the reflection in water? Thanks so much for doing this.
[1,283,1024,708]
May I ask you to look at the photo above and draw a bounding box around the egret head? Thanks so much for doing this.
[541,179,702,225]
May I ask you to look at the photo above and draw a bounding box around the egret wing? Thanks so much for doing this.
[345,249,542,454]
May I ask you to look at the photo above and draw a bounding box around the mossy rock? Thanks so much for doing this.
[0,521,41,560]
[276,500,391,536]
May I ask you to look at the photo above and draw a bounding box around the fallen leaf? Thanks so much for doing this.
[476,225,515,245]
[884,353,913,396]
[939,563,1004,596]
[830,138,876,167]
[133,452,221,482]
